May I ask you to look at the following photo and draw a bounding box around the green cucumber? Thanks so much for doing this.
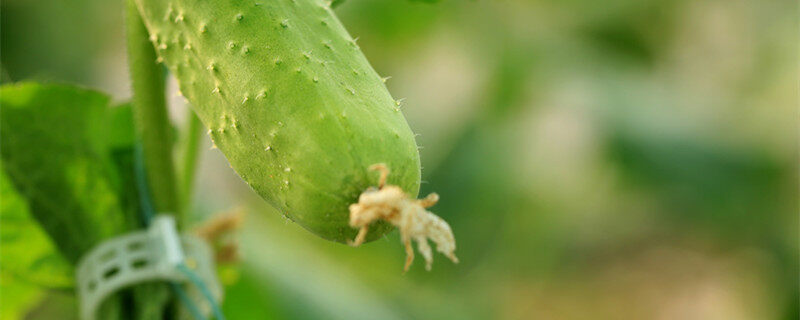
[132,0,420,242]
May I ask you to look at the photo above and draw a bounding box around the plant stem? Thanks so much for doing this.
[126,0,180,217]
[125,1,177,319]
[180,110,202,214]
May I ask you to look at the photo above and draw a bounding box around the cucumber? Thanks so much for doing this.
[132,0,420,243]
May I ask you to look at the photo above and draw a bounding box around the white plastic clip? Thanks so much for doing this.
[76,215,221,320]
[150,215,184,267]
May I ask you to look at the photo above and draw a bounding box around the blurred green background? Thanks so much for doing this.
[1,0,797,319]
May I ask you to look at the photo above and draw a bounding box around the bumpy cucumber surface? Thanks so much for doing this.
[133,0,420,242]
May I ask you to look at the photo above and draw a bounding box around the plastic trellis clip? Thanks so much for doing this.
[76,215,222,320]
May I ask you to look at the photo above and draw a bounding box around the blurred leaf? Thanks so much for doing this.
[0,167,75,319]
[573,0,677,67]
[581,21,654,65]
[106,103,136,149]
[106,103,145,229]
[238,214,404,320]
[0,272,46,319]
[0,168,73,288]
[0,0,122,85]
[0,82,128,263]
[21,290,80,320]
[606,125,787,237]
[336,0,442,48]
[222,269,283,320]
[481,46,538,122]
[420,45,536,272]
[422,125,517,274]
[330,0,345,9]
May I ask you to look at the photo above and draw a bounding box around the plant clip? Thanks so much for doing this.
[75,215,222,320]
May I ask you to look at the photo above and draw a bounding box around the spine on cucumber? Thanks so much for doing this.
[132,0,420,242]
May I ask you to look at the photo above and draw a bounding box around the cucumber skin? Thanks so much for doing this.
[133,0,420,242]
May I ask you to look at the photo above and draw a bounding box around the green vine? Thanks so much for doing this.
[125,0,180,218]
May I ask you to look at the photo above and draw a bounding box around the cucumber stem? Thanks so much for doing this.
[180,110,202,213]
[126,0,180,217]
[125,1,179,319]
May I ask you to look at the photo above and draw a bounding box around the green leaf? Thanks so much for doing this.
[106,103,145,229]
[0,272,47,320]
[0,82,129,263]
[106,103,137,150]
[0,168,74,319]
[330,0,346,8]
[0,169,73,288]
